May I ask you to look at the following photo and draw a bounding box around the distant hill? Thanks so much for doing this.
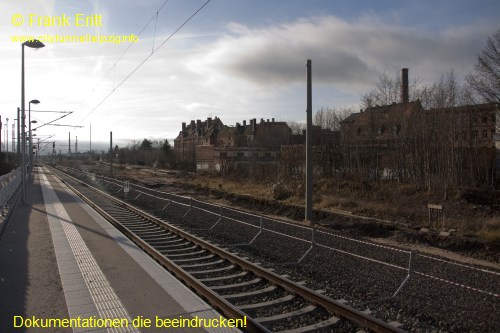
[38,138,174,155]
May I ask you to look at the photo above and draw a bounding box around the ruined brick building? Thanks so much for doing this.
[340,68,499,187]
[174,68,499,188]
[173,117,225,170]
[174,117,290,175]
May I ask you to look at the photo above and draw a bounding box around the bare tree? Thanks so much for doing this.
[361,72,424,108]
[314,107,353,131]
[426,70,473,109]
[466,29,500,103]
[287,121,306,135]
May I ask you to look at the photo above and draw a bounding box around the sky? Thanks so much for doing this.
[1,0,499,153]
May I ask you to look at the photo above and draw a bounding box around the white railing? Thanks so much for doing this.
[0,168,21,212]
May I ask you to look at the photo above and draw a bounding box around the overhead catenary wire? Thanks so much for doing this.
[82,0,212,121]
[91,0,171,92]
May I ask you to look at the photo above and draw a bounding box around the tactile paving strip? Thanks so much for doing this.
[40,171,140,333]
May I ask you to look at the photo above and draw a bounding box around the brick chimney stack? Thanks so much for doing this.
[401,68,409,104]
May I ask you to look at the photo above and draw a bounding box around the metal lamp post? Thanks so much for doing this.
[5,118,8,153]
[305,59,313,223]
[17,108,20,169]
[31,125,37,166]
[29,99,40,180]
[36,138,40,163]
[21,39,44,204]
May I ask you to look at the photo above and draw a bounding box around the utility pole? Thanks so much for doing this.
[5,118,8,153]
[68,132,71,155]
[12,123,15,153]
[305,59,313,223]
[110,131,113,176]
[17,108,20,168]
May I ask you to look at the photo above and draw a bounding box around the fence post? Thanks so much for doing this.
[248,216,263,244]
[162,192,172,211]
[408,250,414,275]
[182,197,193,220]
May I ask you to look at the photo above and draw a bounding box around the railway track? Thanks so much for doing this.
[47,165,405,333]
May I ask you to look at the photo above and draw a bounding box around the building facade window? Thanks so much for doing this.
[377,125,385,135]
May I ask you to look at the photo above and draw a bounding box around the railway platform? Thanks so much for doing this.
[0,167,236,333]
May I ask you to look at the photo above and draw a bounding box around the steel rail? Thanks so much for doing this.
[82,167,411,256]
[52,166,406,333]
[50,168,271,333]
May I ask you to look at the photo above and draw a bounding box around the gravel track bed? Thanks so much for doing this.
[231,288,286,306]
[216,280,268,296]
[147,195,500,332]
[60,168,500,332]
[249,298,309,318]
[266,308,332,332]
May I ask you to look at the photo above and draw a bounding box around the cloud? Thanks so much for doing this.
[3,1,497,144]
[189,15,497,92]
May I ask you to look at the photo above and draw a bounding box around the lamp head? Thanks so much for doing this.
[29,99,40,105]
[22,40,45,49]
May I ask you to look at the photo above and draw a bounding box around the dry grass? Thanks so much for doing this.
[183,175,270,199]
[82,162,500,243]
[475,218,500,242]
[316,195,358,211]
[180,174,500,241]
